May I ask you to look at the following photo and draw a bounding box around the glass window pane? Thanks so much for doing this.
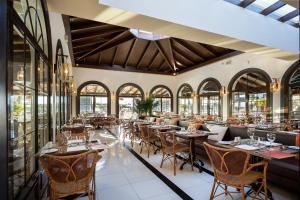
[80,96,94,113]
[161,98,171,112]
[95,96,108,115]
[270,4,296,19]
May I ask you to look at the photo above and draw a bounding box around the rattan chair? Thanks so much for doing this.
[158,130,193,176]
[40,150,101,200]
[203,142,268,200]
[139,125,159,158]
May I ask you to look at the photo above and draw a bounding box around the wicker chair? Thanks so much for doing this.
[139,125,159,158]
[158,130,193,176]
[40,150,101,200]
[203,142,268,200]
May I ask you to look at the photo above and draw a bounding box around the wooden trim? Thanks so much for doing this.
[116,83,145,118]
[227,68,272,121]
[76,81,111,115]
[150,85,174,112]
[176,83,194,114]
[154,41,174,71]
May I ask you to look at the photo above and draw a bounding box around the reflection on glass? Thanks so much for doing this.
[119,97,141,119]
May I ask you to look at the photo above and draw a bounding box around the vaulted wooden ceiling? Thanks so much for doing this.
[67,16,240,75]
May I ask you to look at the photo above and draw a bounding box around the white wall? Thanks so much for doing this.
[73,68,177,115]
[73,53,294,122]
[175,53,293,122]
[49,12,72,137]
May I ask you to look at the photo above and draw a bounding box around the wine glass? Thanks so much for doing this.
[247,127,255,145]
[63,131,71,141]
[267,133,276,146]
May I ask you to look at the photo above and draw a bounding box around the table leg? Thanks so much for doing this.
[179,139,204,173]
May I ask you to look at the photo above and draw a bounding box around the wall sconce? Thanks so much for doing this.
[111,91,116,100]
[220,86,227,96]
[191,92,198,98]
[58,55,74,83]
[270,78,280,92]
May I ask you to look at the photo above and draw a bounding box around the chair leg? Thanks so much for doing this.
[147,143,150,158]
[173,155,177,176]
[241,186,245,200]
[160,153,165,168]
[190,152,194,171]
[209,178,217,200]
[264,180,268,200]
[140,143,143,154]
[225,185,228,195]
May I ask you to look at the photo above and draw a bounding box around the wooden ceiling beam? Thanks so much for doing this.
[111,46,119,66]
[136,41,151,69]
[147,50,159,70]
[73,39,108,50]
[71,24,115,34]
[76,63,171,75]
[173,49,194,66]
[278,10,299,22]
[172,38,206,60]
[167,39,176,67]
[98,53,102,64]
[71,28,125,40]
[123,39,137,67]
[239,0,256,8]
[171,39,200,63]
[178,51,242,74]
[77,31,135,61]
[154,41,174,72]
[260,1,285,16]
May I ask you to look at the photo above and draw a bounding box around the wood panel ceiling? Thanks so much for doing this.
[68,16,240,75]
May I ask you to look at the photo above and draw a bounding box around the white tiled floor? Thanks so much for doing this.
[88,127,298,200]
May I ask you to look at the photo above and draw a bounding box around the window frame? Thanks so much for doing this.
[150,85,173,113]
[177,83,194,115]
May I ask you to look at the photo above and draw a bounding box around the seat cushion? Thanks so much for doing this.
[218,171,263,186]
[207,125,228,141]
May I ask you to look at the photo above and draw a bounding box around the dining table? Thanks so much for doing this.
[37,139,109,157]
[175,130,217,173]
[211,139,299,200]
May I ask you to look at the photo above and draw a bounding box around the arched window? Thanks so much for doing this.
[150,85,173,113]
[228,68,272,122]
[7,0,52,198]
[281,61,300,120]
[117,83,144,119]
[177,84,194,114]
[77,81,111,115]
[197,78,221,117]
[55,39,70,130]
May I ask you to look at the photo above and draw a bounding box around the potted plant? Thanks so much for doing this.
[134,95,158,119]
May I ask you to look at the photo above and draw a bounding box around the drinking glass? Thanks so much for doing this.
[267,133,276,146]
[63,131,71,141]
[247,127,255,145]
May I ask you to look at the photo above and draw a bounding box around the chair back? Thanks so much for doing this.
[158,130,175,149]
[139,125,149,139]
[56,132,68,146]
[203,142,250,177]
[40,150,100,184]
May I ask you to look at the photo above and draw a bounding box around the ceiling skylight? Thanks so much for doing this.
[223,0,299,28]
[130,29,169,41]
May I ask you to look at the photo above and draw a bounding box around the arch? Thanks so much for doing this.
[177,83,194,114]
[227,68,272,121]
[197,78,222,117]
[281,60,300,121]
[150,85,174,112]
[116,83,145,118]
[76,81,111,115]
